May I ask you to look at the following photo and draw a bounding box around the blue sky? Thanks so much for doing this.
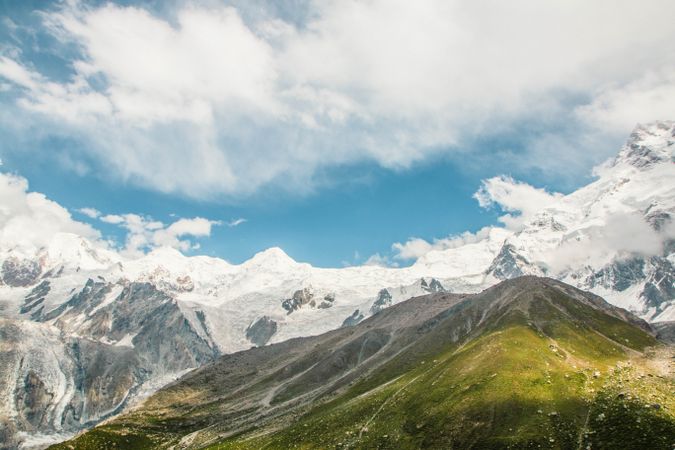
[1,0,673,266]
[4,151,505,266]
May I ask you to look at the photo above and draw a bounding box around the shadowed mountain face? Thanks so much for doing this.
[653,321,675,344]
[51,277,675,449]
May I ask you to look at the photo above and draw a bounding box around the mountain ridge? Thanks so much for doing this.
[49,276,674,449]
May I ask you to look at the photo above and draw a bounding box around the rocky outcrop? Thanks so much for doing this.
[639,257,675,313]
[421,278,446,293]
[281,288,315,314]
[317,293,335,309]
[486,243,534,280]
[1,257,41,287]
[0,318,145,448]
[341,309,364,327]
[370,289,392,315]
[246,316,278,347]
[529,214,567,232]
[587,257,646,292]
[653,321,675,344]
[20,280,50,315]
[1,282,221,448]
[616,122,674,168]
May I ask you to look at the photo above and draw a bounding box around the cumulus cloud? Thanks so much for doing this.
[100,214,125,225]
[0,172,101,253]
[474,176,562,230]
[98,213,220,257]
[0,170,225,260]
[77,207,100,219]
[46,5,279,123]
[392,238,433,261]
[392,227,496,260]
[152,217,217,250]
[0,1,674,198]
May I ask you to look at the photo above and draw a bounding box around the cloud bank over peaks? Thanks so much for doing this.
[0,1,674,198]
[393,123,675,274]
[392,227,499,262]
[95,212,221,258]
[363,252,399,268]
[474,176,563,230]
[0,170,221,259]
[544,211,674,273]
[0,172,101,253]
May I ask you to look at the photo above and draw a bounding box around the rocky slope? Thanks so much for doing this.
[50,277,675,449]
[0,121,673,447]
[0,281,218,449]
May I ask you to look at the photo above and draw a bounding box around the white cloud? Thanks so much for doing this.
[393,168,675,274]
[48,4,280,124]
[77,207,100,219]
[392,227,495,260]
[163,217,215,237]
[151,217,220,252]
[0,57,113,123]
[544,212,673,272]
[1,1,674,198]
[0,172,101,253]
[392,238,433,261]
[0,56,41,91]
[575,69,675,135]
[97,213,219,257]
[474,176,563,230]
[100,214,125,224]
[0,169,226,260]
[227,218,247,227]
[363,252,398,268]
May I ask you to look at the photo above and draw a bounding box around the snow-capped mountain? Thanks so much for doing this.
[0,121,673,448]
[485,121,675,322]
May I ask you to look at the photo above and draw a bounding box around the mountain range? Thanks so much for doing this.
[0,121,673,448]
[50,276,675,449]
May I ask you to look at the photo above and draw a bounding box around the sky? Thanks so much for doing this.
[0,0,674,267]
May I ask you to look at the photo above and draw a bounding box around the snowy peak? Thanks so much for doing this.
[145,245,186,261]
[244,247,298,270]
[0,232,119,287]
[486,243,541,280]
[43,233,121,269]
[613,121,674,169]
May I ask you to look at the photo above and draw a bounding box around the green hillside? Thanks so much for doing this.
[51,278,675,450]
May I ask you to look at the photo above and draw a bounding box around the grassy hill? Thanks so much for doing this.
[51,277,675,449]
